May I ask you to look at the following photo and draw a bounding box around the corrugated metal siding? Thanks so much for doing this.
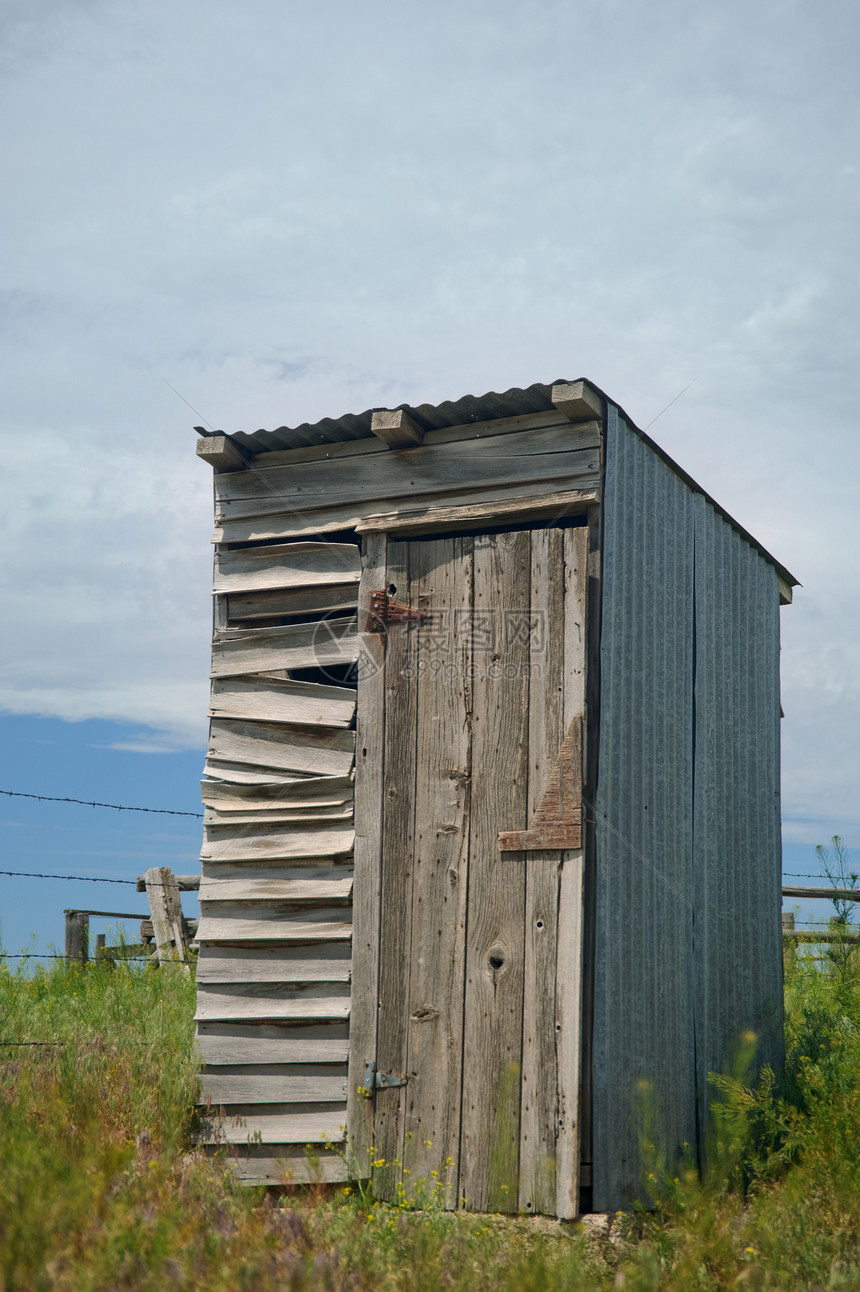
[592,406,696,1211]
[691,495,784,1137]
[593,407,783,1211]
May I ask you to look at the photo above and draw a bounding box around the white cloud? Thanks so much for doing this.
[1,0,857,844]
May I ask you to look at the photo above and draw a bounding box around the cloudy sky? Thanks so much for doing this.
[2,0,857,952]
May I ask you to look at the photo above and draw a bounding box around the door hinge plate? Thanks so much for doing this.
[363,1061,407,1091]
[368,590,433,633]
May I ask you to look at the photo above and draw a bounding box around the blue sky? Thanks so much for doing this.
[1,0,857,954]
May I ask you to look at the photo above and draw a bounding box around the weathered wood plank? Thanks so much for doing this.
[357,489,598,536]
[201,823,354,862]
[195,983,350,1022]
[346,533,387,1168]
[143,866,189,973]
[196,1022,349,1066]
[210,620,359,678]
[370,408,424,447]
[200,1108,346,1145]
[552,381,603,422]
[195,908,352,943]
[213,541,361,593]
[400,535,472,1202]
[555,524,588,1221]
[199,870,354,904]
[518,526,565,1216]
[201,775,354,810]
[204,804,353,827]
[207,719,355,778]
[213,474,600,545]
[373,538,419,1199]
[209,677,356,728]
[214,423,600,520]
[201,1068,349,1105]
[224,1149,349,1185]
[460,530,531,1214]
[196,943,351,984]
[226,583,359,623]
[204,763,305,785]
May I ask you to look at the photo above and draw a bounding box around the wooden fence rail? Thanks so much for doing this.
[64,868,200,965]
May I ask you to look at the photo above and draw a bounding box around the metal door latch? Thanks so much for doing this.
[362,1061,407,1090]
[368,590,433,634]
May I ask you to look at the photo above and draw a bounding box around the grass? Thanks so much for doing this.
[2,929,860,1289]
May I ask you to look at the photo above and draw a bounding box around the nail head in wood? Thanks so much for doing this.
[370,408,424,448]
[551,381,603,423]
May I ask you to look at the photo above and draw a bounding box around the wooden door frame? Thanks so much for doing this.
[346,500,599,1214]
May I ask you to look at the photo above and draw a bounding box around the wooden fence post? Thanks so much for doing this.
[142,867,189,973]
[64,910,89,965]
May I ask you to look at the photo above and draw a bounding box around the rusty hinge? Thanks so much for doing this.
[362,1061,407,1091]
[368,589,433,633]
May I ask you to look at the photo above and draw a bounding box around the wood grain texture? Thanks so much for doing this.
[201,775,354,811]
[195,909,352,943]
[195,982,351,1022]
[207,719,355,779]
[196,1022,349,1066]
[346,533,388,1169]
[214,423,600,521]
[373,538,419,1199]
[210,620,359,678]
[201,1068,348,1105]
[200,1107,346,1145]
[199,869,353,904]
[459,530,531,1214]
[209,678,356,728]
[196,942,351,984]
[555,524,588,1220]
[518,527,565,1216]
[213,541,360,593]
[201,823,354,862]
[357,490,598,536]
[142,866,189,972]
[224,1149,349,1185]
[203,804,353,827]
[370,408,424,447]
[401,535,472,1200]
[213,475,601,545]
[203,763,302,785]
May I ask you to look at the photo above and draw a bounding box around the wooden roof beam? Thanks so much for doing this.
[551,381,603,422]
[370,408,425,449]
[196,433,248,473]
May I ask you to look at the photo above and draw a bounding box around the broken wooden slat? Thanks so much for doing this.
[209,677,356,728]
[226,583,359,623]
[207,718,355,779]
[357,488,598,536]
[213,541,361,594]
[204,804,353,827]
[210,620,359,678]
[201,774,353,812]
[203,763,305,785]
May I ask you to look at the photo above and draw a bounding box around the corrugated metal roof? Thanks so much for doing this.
[224,379,797,587]
[228,380,571,454]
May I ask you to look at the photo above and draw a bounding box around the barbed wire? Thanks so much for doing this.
[1,952,153,962]
[1,789,202,817]
[1,869,139,885]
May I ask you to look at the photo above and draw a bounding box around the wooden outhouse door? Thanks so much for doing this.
[349,524,588,1218]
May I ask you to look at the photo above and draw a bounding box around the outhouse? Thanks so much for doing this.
[193,380,795,1217]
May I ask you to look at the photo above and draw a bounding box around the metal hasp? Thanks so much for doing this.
[363,1061,407,1091]
[368,589,433,633]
